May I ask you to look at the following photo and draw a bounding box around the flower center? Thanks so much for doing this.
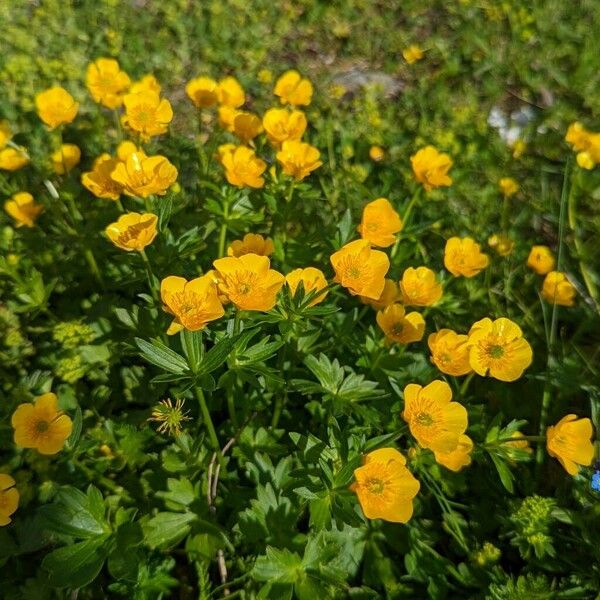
[366,478,385,495]
[416,412,433,426]
[489,344,504,359]
[36,420,50,433]
[238,282,252,295]
[392,322,404,336]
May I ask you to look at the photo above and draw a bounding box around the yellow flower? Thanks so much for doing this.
[81,153,123,200]
[444,237,489,278]
[35,87,79,129]
[542,271,576,306]
[276,140,322,180]
[274,70,313,106]
[262,108,307,147]
[160,274,225,335]
[330,239,389,299]
[411,146,453,191]
[221,146,267,189]
[402,380,468,453]
[0,147,29,171]
[51,143,81,175]
[577,151,595,170]
[218,106,239,132]
[122,91,173,140]
[487,233,514,257]
[285,267,328,306]
[227,233,274,257]
[527,245,555,275]
[217,76,245,108]
[376,303,425,345]
[467,317,533,382]
[512,139,526,159]
[434,434,473,472]
[86,58,131,109]
[4,192,43,228]
[499,177,519,198]
[213,254,285,311]
[351,447,420,523]
[111,152,178,198]
[427,329,472,376]
[130,74,161,95]
[258,69,273,84]
[215,143,237,164]
[546,415,594,476]
[232,111,263,144]
[357,198,402,248]
[565,122,589,152]
[402,45,424,64]
[369,145,385,162]
[105,212,158,252]
[0,120,12,149]
[186,76,219,108]
[360,279,399,310]
[0,474,19,527]
[116,140,140,162]
[12,392,73,455]
[400,266,442,306]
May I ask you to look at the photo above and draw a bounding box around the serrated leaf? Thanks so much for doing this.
[143,512,197,549]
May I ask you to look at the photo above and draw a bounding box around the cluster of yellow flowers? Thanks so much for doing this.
[565,122,600,169]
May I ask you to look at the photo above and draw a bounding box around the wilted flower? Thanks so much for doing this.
[122,91,173,140]
[542,271,576,306]
[428,329,472,376]
[221,146,267,188]
[130,74,161,95]
[0,120,12,149]
[51,143,81,174]
[411,146,453,191]
[0,475,19,527]
[444,237,489,278]
[467,317,533,382]
[227,233,274,257]
[35,87,79,129]
[86,58,131,109]
[274,70,313,106]
[351,447,420,523]
[213,254,285,311]
[499,177,519,198]
[369,145,385,162]
[376,303,425,345]
[360,279,399,310]
[403,45,424,64]
[488,233,515,257]
[105,212,158,252]
[276,140,322,180]
[161,274,225,334]
[111,152,178,197]
[149,398,190,436]
[400,266,442,306]
[546,415,594,475]
[434,434,473,472]
[232,111,263,144]
[217,76,245,108]
[357,198,402,248]
[186,76,219,108]
[12,392,73,455]
[81,154,123,200]
[0,147,29,171]
[285,267,328,306]
[4,192,43,228]
[330,239,389,299]
[262,108,307,147]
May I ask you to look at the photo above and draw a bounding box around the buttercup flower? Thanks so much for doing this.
[506,431,533,456]
[111,152,178,197]
[217,76,245,108]
[161,274,225,334]
[376,303,425,345]
[274,70,313,106]
[221,146,267,188]
[106,212,158,252]
[369,145,385,162]
[400,266,442,306]
[81,154,123,200]
[357,198,403,248]
[4,192,43,228]
[285,267,328,306]
[35,87,79,129]
[86,58,131,109]
[526,245,555,275]
[0,120,12,148]
[227,233,274,257]
[402,380,468,453]
[434,434,473,472]
[351,448,420,523]
[444,237,489,278]
[565,122,589,151]
[233,111,263,144]
[51,143,81,174]
[403,45,424,64]
[12,392,73,455]
[116,140,139,162]
[218,106,239,132]
[276,140,322,180]
[0,475,19,527]
[565,122,600,168]
[130,74,161,95]
[0,147,29,171]
[213,254,285,311]
[499,177,519,198]
[487,234,514,257]
[186,76,219,108]
[546,415,594,475]
[330,239,389,299]
[428,329,472,376]
[262,108,307,146]
[411,146,453,191]
[360,278,399,310]
[122,91,173,140]
[542,271,576,306]
[467,317,533,382]
[215,143,237,164]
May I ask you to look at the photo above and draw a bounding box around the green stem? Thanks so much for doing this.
[195,386,222,458]
[391,187,421,260]
[218,197,230,257]
[84,248,104,288]
[139,249,158,300]
[113,109,123,141]
[226,387,238,429]
[459,372,475,397]
[271,342,288,428]
[116,198,126,213]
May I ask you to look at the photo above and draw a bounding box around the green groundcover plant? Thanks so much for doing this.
[1,1,600,598]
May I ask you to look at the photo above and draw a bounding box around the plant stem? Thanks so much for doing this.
[84,248,104,288]
[218,196,230,257]
[140,249,158,300]
[195,385,222,458]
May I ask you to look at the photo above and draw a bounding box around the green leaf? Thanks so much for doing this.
[135,337,189,374]
[143,512,197,549]
[489,452,515,493]
[66,404,83,450]
[199,333,241,375]
[253,546,303,583]
[180,329,204,373]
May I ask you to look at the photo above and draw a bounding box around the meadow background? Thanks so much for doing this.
[1,0,600,599]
